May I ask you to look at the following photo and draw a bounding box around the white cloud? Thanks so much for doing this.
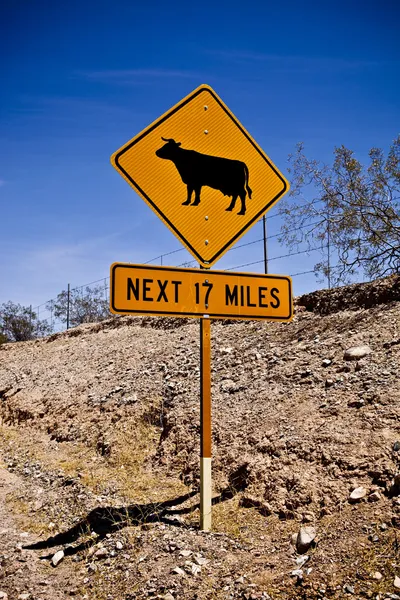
[0,223,184,310]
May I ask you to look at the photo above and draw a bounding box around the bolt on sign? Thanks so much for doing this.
[111,84,289,268]
[110,263,293,322]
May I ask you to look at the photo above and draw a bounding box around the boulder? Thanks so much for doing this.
[344,346,371,361]
[296,526,316,554]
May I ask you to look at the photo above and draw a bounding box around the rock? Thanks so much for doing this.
[368,491,381,502]
[302,514,313,525]
[0,593,8,600]
[344,345,371,361]
[325,379,334,388]
[240,495,272,516]
[291,569,303,577]
[372,572,383,580]
[171,566,185,576]
[191,563,201,575]
[116,541,123,550]
[295,555,309,567]
[394,441,400,452]
[322,359,332,367]
[220,379,243,393]
[391,475,400,496]
[194,556,209,566]
[395,576,400,589]
[343,584,355,594]
[348,398,365,408]
[18,594,30,600]
[220,347,233,354]
[349,487,367,502]
[94,547,108,559]
[300,369,312,378]
[164,594,175,600]
[52,549,64,567]
[296,527,316,554]
[179,549,192,557]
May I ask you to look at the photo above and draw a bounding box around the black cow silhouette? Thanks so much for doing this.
[155,137,252,215]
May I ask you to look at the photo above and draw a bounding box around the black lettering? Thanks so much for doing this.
[203,282,213,305]
[246,286,256,307]
[194,282,200,304]
[258,287,269,308]
[225,285,238,306]
[127,278,140,301]
[171,281,182,302]
[240,285,244,307]
[270,288,280,309]
[143,279,153,302]
[156,279,168,302]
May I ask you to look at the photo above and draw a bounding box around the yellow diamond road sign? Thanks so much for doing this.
[111,84,289,268]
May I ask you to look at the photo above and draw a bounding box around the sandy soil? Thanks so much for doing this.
[0,275,400,599]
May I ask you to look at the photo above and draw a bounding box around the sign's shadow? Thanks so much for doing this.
[23,484,242,559]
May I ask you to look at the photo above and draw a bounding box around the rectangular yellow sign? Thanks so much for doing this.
[110,264,293,321]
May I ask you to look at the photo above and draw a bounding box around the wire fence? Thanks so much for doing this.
[28,212,332,335]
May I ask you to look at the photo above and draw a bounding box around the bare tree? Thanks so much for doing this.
[278,136,400,286]
[50,284,110,328]
[0,302,52,342]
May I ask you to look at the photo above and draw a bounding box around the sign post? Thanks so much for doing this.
[110,263,293,531]
[110,84,292,531]
[200,315,212,531]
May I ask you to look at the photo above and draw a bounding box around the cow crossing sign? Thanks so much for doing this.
[111,84,289,268]
[109,84,293,533]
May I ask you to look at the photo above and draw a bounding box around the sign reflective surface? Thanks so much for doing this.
[110,263,293,321]
[111,85,289,268]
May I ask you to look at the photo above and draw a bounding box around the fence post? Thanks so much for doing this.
[263,215,268,274]
[67,284,70,330]
[327,216,331,290]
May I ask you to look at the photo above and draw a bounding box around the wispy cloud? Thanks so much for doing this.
[79,68,202,84]
[0,228,160,308]
[207,49,384,72]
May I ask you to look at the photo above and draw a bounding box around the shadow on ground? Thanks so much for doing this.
[23,484,240,559]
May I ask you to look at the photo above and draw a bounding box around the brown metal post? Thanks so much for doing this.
[200,315,212,530]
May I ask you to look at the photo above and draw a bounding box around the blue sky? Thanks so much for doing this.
[1,0,399,312]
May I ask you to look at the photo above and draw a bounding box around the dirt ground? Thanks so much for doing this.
[1,275,400,600]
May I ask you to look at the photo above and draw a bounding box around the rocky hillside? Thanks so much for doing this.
[0,275,400,600]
